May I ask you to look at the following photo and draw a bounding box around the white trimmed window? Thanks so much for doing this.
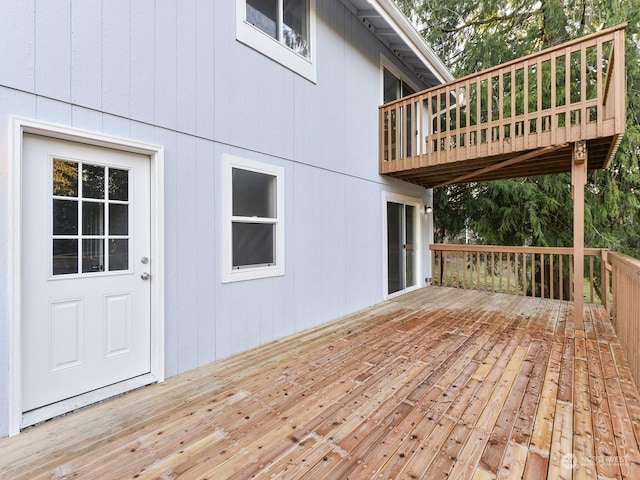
[236,0,316,82]
[222,155,285,282]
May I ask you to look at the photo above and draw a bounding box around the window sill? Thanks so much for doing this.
[222,264,285,283]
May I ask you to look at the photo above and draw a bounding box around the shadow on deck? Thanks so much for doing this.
[1,287,639,479]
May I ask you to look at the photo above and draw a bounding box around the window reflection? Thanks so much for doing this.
[53,199,78,235]
[109,239,129,271]
[82,164,105,199]
[82,201,104,236]
[82,239,104,273]
[53,239,78,275]
[109,168,129,201]
[53,159,78,197]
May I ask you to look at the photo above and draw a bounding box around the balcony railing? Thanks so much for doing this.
[380,24,627,187]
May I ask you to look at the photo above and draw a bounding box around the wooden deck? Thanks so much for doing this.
[2,287,640,479]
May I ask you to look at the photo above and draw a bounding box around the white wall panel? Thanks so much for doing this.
[0,0,35,91]
[292,164,347,330]
[175,133,199,374]
[176,0,198,134]
[154,1,178,130]
[195,138,216,366]
[344,178,384,312]
[195,1,215,139]
[130,0,156,124]
[71,0,102,110]
[71,106,103,133]
[102,114,131,139]
[102,0,131,117]
[35,0,71,101]
[35,97,72,125]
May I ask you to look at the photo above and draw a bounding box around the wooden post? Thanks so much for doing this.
[572,141,587,329]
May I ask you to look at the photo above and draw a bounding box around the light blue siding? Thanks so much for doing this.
[0,0,436,436]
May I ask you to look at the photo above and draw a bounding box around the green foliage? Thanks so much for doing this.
[399,0,640,257]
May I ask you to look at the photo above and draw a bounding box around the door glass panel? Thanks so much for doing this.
[109,204,128,235]
[405,205,416,288]
[108,168,129,201]
[82,239,105,273]
[82,202,104,235]
[53,159,78,197]
[387,202,404,294]
[52,160,132,276]
[53,239,78,275]
[109,239,129,271]
[53,199,78,235]
[82,164,105,199]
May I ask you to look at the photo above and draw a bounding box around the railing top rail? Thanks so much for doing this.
[430,244,605,256]
[608,251,640,279]
[379,22,627,109]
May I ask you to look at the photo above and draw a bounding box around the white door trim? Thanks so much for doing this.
[382,191,423,300]
[8,117,165,436]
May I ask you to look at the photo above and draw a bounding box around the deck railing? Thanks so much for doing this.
[431,244,640,387]
[430,244,609,306]
[608,252,640,386]
[380,24,627,177]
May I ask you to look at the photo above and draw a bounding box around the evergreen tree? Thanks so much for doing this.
[397,0,640,257]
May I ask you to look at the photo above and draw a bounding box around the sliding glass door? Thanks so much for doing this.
[387,201,417,295]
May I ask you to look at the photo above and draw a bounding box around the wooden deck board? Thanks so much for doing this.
[1,287,639,480]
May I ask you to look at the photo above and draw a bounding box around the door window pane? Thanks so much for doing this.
[82,201,104,235]
[232,168,276,218]
[109,204,128,235]
[387,201,417,294]
[82,164,105,199]
[82,239,104,273]
[109,239,129,271]
[53,199,78,235]
[405,205,416,288]
[387,202,403,294]
[108,168,129,201]
[233,223,274,267]
[53,159,78,197]
[53,239,78,275]
[51,158,133,276]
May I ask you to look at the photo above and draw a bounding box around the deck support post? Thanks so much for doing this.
[572,140,587,329]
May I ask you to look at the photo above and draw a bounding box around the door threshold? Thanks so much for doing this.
[21,373,158,430]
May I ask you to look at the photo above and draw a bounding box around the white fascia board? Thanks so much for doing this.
[368,0,454,83]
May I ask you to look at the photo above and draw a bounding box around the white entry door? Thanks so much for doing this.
[22,134,152,413]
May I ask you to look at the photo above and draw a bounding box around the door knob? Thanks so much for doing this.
[141,272,150,280]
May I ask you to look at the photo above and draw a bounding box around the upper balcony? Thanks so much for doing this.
[379,24,627,188]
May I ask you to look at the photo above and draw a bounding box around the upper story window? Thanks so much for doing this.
[222,154,285,283]
[237,0,317,82]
